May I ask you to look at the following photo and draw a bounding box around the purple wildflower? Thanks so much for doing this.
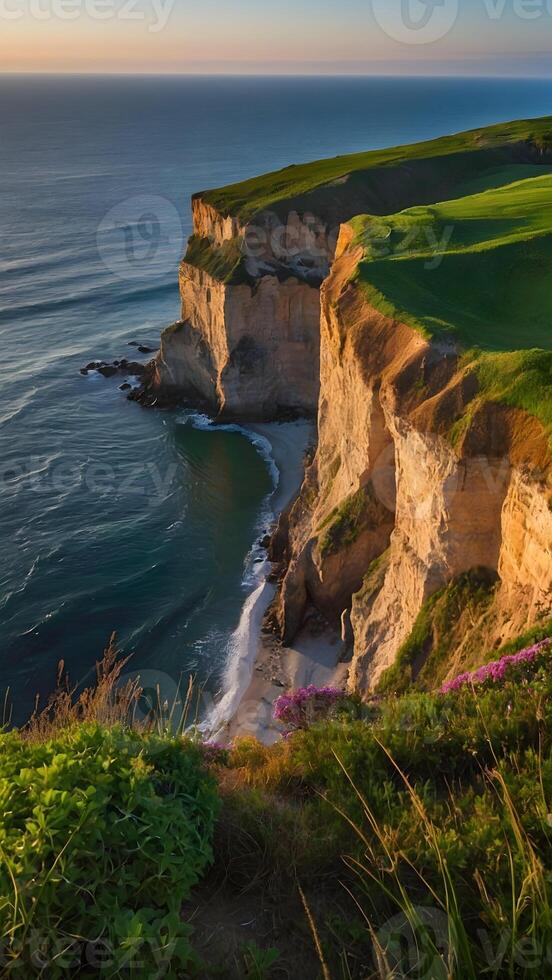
[199,740,228,764]
[440,638,551,695]
[273,684,345,731]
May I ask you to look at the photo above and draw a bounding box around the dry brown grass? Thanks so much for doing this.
[21,632,142,741]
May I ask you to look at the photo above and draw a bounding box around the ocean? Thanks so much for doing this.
[1,73,552,722]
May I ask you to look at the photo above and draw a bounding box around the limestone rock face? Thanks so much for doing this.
[151,193,551,693]
[191,197,242,246]
[192,195,335,282]
[154,262,320,419]
[274,229,551,691]
[498,472,552,628]
[151,199,322,419]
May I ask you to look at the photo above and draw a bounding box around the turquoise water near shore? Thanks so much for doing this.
[1,74,552,721]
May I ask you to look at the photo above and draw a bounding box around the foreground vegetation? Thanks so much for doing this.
[0,631,550,977]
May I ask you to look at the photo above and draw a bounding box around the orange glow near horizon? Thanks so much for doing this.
[0,0,550,76]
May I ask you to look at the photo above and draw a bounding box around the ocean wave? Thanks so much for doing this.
[0,278,177,322]
[181,411,282,736]
[105,280,178,309]
[19,599,68,639]
[0,544,63,616]
[180,412,280,493]
[0,386,43,427]
[201,571,276,738]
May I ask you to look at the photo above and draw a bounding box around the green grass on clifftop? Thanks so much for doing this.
[191,118,552,447]
[198,116,552,219]
[351,172,552,351]
[185,234,249,284]
[350,173,552,443]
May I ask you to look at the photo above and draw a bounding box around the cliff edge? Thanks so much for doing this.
[145,116,552,693]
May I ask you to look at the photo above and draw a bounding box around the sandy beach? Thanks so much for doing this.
[206,419,349,746]
[225,622,349,745]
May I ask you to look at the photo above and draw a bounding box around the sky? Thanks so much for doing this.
[1,0,552,74]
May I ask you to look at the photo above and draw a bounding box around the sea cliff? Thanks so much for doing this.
[144,116,552,696]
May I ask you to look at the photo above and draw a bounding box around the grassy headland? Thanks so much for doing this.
[197,116,552,220]
[349,174,552,446]
[350,172,552,351]
[188,118,552,449]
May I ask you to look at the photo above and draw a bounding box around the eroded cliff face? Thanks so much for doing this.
[149,199,329,418]
[148,188,551,693]
[154,263,320,418]
[273,227,552,691]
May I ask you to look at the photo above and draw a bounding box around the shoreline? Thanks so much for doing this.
[205,418,349,746]
[224,619,349,745]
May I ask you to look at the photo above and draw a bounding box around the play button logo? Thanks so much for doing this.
[372,0,459,44]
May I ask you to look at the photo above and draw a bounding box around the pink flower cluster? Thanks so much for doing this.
[198,740,228,764]
[273,685,345,730]
[440,638,551,695]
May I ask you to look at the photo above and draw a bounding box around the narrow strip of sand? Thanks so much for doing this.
[225,624,349,745]
[247,420,314,514]
[208,419,349,746]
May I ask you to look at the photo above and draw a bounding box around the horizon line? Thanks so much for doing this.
[2,70,552,79]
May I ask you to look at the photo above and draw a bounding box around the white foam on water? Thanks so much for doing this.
[204,566,277,738]
[179,411,281,737]
[183,411,280,491]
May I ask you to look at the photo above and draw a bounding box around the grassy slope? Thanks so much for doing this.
[351,171,552,349]
[185,234,248,285]
[198,116,552,219]
[217,635,552,979]
[350,173,552,440]
[3,630,551,977]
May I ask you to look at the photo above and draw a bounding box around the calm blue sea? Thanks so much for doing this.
[1,74,552,721]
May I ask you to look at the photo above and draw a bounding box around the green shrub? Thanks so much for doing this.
[376,569,497,694]
[184,235,248,284]
[0,724,219,976]
[317,484,388,558]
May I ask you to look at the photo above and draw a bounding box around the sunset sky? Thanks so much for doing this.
[1,0,552,74]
